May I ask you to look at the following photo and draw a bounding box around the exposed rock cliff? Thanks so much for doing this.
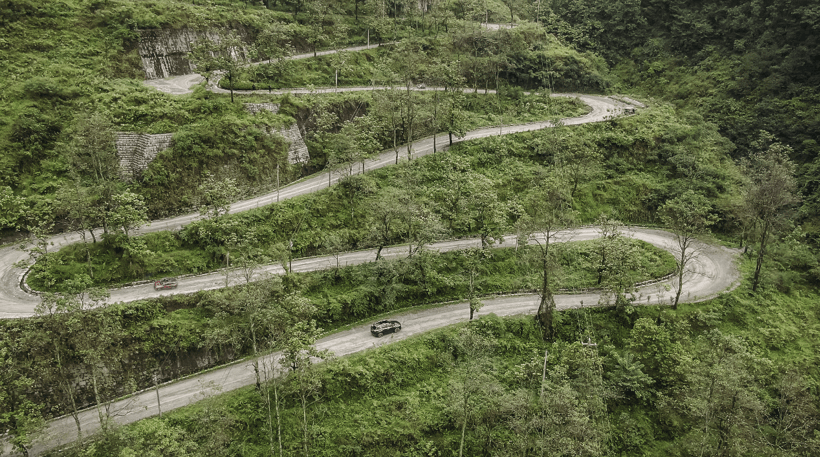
[139,27,251,79]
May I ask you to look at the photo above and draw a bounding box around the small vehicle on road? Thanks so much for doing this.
[154,277,178,290]
[371,320,401,337]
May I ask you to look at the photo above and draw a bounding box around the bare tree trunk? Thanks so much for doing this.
[405,84,414,160]
[673,243,687,309]
[55,342,83,442]
[301,393,309,457]
[536,241,554,341]
[275,378,284,457]
[394,129,399,164]
[91,373,105,429]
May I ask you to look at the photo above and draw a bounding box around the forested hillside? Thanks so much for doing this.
[0,0,818,456]
[547,0,820,235]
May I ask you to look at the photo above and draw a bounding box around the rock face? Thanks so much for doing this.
[244,102,280,115]
[139,27,251,80]
[115,132,174,179]
[274,124,310,165]
[244,103,310,165]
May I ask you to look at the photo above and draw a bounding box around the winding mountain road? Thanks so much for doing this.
[0,46,741,455]
[0,93,632,319]
[18,227,739,456]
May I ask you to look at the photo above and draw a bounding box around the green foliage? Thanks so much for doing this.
[547,0,820,242]
[5,0,820,454]
[57,279,820,457]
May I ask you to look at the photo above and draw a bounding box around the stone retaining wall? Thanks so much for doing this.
[115,132,174,179]
[244,103,310,165]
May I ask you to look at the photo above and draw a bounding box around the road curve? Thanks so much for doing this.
[0,90,743,454]
[0,93,635,319]
[144,43,389,95]
[0,41,741,455]
[19,226,739,455]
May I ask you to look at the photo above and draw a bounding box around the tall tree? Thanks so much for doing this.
[461,248,489,320]
[107,190,148,239]
[33,276,110,442]
[262,293,317,457]
[189,31,248,103]
[430,155,472,231]
[670,330,765,456]
[65,112,122,235]
[56,179,101,249]
[518,174,575,341]
[593,214,642,312]
[552,130,602,197]
[366,188,405,260]
[282,320,330,457]
[198,173,240,220]
[0,334,44,457]
[466,174,508,248]
[659,191,716,308]
[440,60,469,146]
[372,86,404,164]
[251,22,296,91]
[68,295,129,434]
[304,0,334,57]
[742,132,799,292]
[389,39,427,160]
[448,325,500,457]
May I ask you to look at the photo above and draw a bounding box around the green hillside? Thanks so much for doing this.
[0,0,818,455]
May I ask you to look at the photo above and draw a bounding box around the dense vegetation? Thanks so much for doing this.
[27,99,726,291]
[544,0,820,239]
[1,0,819,455]
[0,0,607,238]
[53,288,820,456]
[0,239,675,424]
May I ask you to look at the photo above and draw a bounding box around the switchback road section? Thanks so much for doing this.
[0,94,635,319]
[20,227,739,455]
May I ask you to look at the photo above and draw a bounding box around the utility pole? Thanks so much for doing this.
[276,163,280,202]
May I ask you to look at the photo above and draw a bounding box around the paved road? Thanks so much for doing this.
[0,46,736,455]
[144,43,388,95]
[0,89,744,455]
[17,226,739,455]
[0,93,633,319]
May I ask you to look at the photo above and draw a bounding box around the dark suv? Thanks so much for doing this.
[370,320,401,337]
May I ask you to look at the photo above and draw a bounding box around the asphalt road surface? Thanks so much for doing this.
[15,227,739,455]
[0,93,634,319]
[0,53,740,454]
